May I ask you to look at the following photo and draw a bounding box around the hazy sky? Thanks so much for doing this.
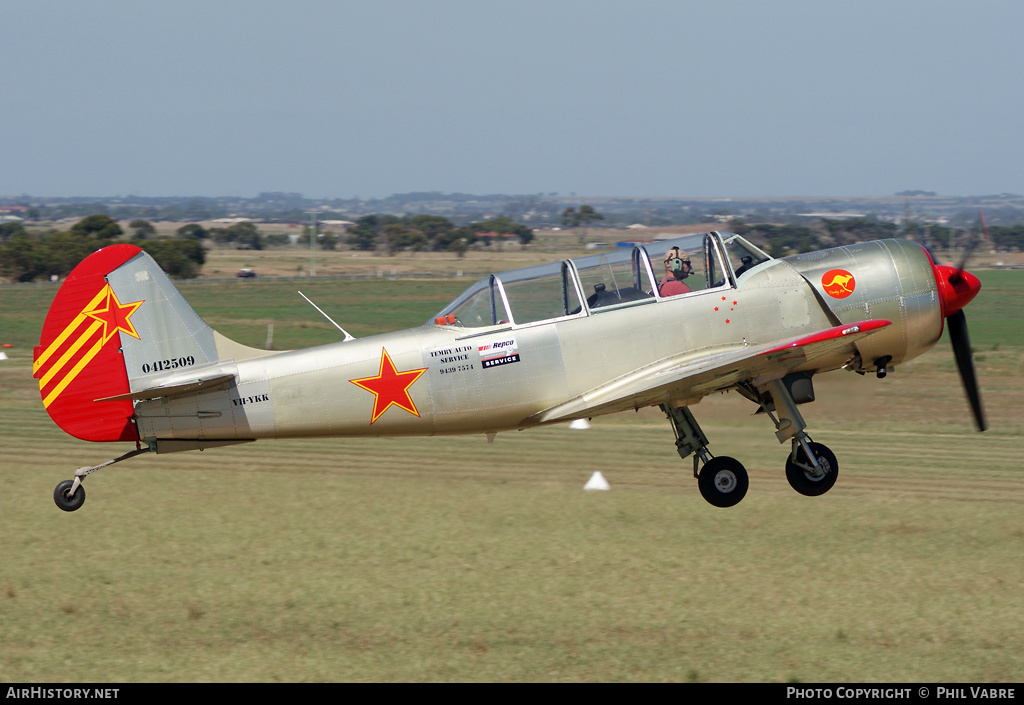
[4,0,1023,200]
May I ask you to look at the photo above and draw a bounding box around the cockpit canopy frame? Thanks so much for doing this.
[429,231,772,330]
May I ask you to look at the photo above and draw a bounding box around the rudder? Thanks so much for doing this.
[34,245,145,441]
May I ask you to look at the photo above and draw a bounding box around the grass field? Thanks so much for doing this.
[1,266,1022,682]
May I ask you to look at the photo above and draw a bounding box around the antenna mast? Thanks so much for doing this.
[308,211,317,277]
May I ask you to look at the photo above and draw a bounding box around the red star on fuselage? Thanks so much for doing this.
[84,285,144,344]
[350,348,427,424]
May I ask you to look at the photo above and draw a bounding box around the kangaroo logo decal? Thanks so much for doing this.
[821,269,856,299]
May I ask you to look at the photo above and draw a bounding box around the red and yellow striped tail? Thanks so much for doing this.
[33,245,144,442]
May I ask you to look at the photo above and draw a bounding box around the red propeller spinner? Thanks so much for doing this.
[933,263,982,319]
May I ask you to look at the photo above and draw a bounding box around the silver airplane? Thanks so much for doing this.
[35,231,984,510]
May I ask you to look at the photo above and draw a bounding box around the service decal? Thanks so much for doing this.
[425,343,476,376]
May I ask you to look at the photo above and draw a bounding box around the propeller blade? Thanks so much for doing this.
[953,208,986,283]
[947,309,987,432]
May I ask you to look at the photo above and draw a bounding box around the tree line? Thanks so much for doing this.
[343,214,534,255]
[730,217,1024,258]
[0,212,543,283]
[0,216,206,282]
[5,209,1022,284]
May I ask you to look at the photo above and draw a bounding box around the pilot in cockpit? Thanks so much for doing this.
[658,247,692,297]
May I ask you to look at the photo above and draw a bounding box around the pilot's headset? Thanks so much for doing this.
[665,247,688,273]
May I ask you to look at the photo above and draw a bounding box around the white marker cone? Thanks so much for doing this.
[584,471,610,491]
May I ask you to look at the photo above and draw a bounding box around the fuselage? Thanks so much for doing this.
[132,236,945,445]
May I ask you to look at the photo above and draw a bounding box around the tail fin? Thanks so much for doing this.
[34,244,265,442]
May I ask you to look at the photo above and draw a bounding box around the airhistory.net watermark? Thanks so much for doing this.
[6,689,119,700]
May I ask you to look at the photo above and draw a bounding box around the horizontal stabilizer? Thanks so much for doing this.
[94,372,236,402]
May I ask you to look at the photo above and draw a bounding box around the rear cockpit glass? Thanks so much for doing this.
[572,247,657,311]
[496,261,583,325]
[430,262,583,328]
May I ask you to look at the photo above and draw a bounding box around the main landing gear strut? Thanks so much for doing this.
[661,404,749,508]
[758,377,839,498]
[662,376,839,508]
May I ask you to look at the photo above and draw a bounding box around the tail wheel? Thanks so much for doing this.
[698,456,749,508]
[53,480,86,512]
[785,442,839,496]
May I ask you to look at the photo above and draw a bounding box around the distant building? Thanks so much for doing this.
[0,206,26,222]
[796,212,866,220]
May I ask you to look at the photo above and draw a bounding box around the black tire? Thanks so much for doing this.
[698,456,749,508]
[785,442,839,496]
[53,480,86,512]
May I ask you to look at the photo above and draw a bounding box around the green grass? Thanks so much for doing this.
[2,391,1023,682]
[934,270,1024,348]
[184,277,470,346]
[1,269,1023,682]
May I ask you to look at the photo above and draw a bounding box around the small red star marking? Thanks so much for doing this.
[350,348,427,424]
[83,285,144,344]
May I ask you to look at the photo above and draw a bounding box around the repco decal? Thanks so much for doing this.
[821,269,856,299]
[478,337,520,370]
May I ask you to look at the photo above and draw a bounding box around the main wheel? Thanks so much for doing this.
[698,456,749,508]
[785,442,839,496]
[53,480,86,512]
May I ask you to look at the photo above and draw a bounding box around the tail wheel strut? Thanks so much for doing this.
[52,447,151,512]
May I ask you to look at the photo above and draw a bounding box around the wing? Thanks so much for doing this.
[527,319,891,425]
